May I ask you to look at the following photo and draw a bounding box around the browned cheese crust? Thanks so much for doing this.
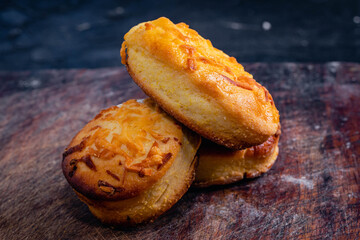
[194,128,280,187]
[62,99,201,225]
[120,17,280,149]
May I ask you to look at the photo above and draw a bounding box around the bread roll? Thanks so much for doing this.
[121,17,279,149]
[194,131,280,187]
[62,99,201,225]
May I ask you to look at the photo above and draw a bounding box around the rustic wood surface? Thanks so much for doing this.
[0,63,359,239]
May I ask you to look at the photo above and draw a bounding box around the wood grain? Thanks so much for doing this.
[0,63,359,239]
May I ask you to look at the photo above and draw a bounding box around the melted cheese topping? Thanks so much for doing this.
[121,17,267,95]
[63,99,183,200]
[91,99,182,173]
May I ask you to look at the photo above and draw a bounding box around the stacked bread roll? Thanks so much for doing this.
[62,17,280,226]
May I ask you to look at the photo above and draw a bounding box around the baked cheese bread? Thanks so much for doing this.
[194,130,280,187]
[121,17,279,149]
[62,99,201,225]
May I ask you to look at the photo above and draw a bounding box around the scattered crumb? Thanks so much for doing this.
[281,175,314,189]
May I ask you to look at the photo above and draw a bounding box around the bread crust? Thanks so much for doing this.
[193,131,280,187]
[121,17,280,149]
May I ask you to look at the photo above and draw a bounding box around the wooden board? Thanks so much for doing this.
[0,63,359,239]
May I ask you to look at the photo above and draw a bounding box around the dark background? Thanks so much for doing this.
[0,0,359,70]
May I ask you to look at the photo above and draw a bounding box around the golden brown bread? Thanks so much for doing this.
[121,17,280,149]
[62,99,201,225]
[194,130,280,187]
